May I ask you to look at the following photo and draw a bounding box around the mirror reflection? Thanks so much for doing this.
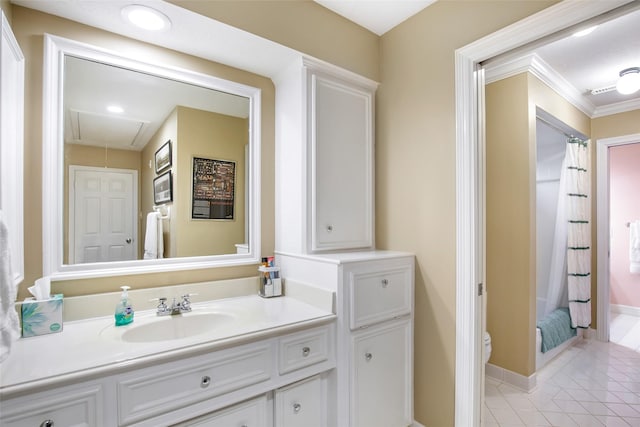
[62,55,250,265]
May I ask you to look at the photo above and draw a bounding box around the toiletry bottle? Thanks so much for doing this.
[115,286,134,326]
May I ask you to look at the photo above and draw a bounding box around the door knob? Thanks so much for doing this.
[126,238,132,244]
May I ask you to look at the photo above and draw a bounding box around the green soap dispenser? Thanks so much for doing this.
[115,286,134,326]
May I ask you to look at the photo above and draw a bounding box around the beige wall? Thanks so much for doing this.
[141,109,178,257]
[376,2,557,424]
[174,106,247,257]
[485,72,590,377]
[169,0,380,81]
[13,6,275,298]
[1,0,11,22]
[486,73,533,376]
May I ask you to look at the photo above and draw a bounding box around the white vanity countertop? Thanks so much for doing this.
[0,295,335,398]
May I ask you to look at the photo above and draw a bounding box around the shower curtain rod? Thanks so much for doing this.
[536,115,576,139]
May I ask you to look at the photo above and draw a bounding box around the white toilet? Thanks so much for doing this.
[483,332,492,364]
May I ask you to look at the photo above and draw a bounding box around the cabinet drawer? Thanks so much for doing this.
[278,325,330,374]
[275,375,326,427]
[348,263,412,329]
[0,384,103,427]
[173,395,268,427]
[118,343,272,425]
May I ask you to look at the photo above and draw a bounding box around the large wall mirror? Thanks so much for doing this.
[43,34,261,280]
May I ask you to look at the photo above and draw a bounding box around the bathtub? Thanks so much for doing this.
[535,326,581,370]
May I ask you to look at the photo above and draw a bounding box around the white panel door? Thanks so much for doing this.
[70,166,137,263]
[310,71,374,251]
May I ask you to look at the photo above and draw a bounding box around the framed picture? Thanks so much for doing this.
[191,157,235,220]
[153,171,173,205]
[155,140,172,174]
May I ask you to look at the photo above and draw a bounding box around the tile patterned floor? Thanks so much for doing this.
[483,320,640,426]
[611,313,640,352]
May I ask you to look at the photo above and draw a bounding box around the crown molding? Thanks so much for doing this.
[485,53,640,119]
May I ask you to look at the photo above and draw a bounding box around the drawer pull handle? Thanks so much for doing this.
[293,403,302,413]
[302,346,311,357]
[326,225,333,232]
[381,279,389,287]
[40,421,54,427]
[201,375,211,388]
[365,352,373,361]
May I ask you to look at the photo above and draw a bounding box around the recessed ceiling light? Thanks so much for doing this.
[572,25,598,37]
[107,105,124,114]
[122,5,171,31]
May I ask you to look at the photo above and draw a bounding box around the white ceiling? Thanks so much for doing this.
[313,0,436,36]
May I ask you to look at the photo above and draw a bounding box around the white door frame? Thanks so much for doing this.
[69,165,139,264]
[454,1,633,425]
[596,134,640,342]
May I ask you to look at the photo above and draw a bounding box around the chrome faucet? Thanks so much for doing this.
[155,294,193,316]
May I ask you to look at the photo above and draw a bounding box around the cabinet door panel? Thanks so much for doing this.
[351,320,412,427]
[275,375,325,427]
[310,73,373,251]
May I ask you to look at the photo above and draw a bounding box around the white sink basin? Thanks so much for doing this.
[103,312,236,343]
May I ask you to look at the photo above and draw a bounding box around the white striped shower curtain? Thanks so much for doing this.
[565,137,591,329]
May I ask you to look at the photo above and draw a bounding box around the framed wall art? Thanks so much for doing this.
[155,140,172,174]
[153,171,173,205]
[191,157,235,220]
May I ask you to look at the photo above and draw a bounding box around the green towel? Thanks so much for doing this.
[537,307,577,353]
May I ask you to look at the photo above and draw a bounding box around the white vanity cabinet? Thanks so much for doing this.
[277,252,414,427]
[0,322,335,427]
[275,58,377,254]
[173,395,269,427]
[0,380,108,427]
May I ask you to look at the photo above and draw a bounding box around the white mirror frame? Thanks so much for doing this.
[42,34,261,280]
[1,11,25,286]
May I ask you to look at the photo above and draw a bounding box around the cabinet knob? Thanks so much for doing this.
[365,352,373,361]
[326,225,333,232]
[40,421,54,427]
[381,279,389,287]
[201,375,211,388]
[302,346,311,357]
[125,238,132,244]
[293,403,302,413]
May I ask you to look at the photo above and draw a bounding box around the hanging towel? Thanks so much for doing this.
[630,220,640,274]
[537,307,577,353]
[143,212,164,259]
[0,210,20,362]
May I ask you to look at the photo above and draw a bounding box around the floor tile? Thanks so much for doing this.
[483,316,640,426]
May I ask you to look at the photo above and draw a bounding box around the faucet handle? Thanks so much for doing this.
[151,297,170,315]
[179,294,194,312]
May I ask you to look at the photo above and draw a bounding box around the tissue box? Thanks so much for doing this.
[21,294,64,337]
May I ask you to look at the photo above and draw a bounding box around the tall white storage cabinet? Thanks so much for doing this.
[275,56,414,426]
[277,252,414,427]
[275,57,376,254]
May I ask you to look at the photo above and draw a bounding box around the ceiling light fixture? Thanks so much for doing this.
[572,25,598,37]
[122,5,171,31]
[616,67,640,95]
[107,105,124,114]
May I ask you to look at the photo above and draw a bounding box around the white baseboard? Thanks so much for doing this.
[611,303,640,317]
[486,363,537,392]
[412,421,426,427]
